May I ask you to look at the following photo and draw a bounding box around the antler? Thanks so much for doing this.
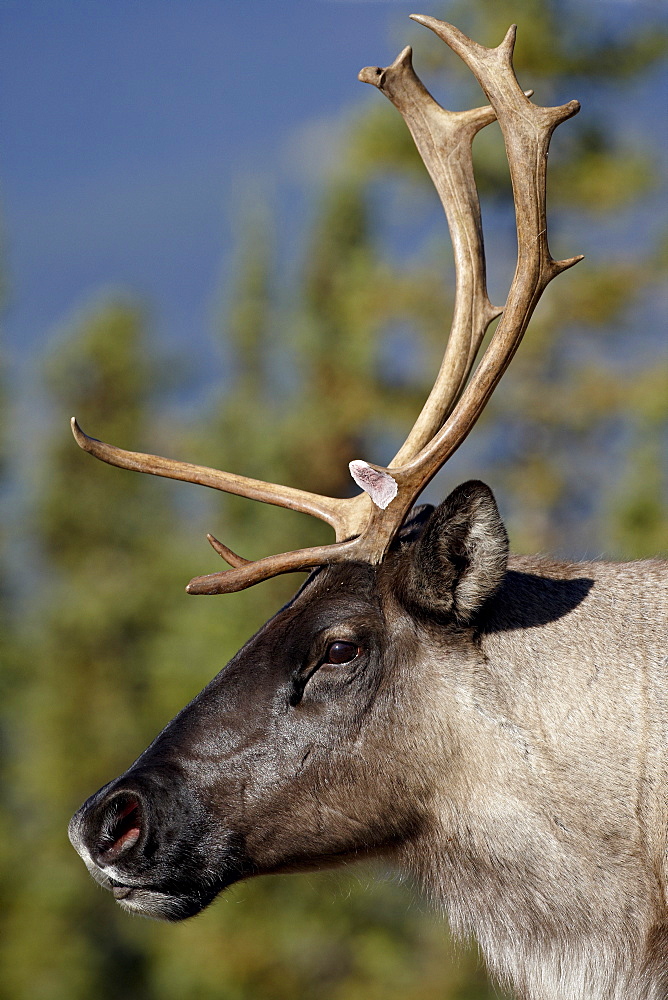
[71,17,582,595]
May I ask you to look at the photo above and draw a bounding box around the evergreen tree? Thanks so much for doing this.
[0,300,186,1000]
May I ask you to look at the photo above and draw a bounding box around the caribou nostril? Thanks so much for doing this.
[96,793,143,865]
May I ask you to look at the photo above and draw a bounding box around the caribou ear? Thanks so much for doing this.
[404,481,508,624]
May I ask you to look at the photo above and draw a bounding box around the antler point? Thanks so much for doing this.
[554,254,585,274]
[358,65,384,86]
[186,575,217,596]
[71,416,92,451]
[394,44,413,68]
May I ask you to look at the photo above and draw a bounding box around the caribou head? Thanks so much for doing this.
[68,16,668,1000]
[68,483,509,921]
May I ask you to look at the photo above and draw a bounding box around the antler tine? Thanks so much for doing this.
[206,533,250,568]
[359,45,502,465]
[70,417,368,543]
[186,537,364,595]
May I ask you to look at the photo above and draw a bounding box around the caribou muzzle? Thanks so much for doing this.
[68,766,248,921]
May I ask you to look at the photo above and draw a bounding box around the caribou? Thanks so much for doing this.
[68,16,668,1000]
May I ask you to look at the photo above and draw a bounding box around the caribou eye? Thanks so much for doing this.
[325,641,360,665]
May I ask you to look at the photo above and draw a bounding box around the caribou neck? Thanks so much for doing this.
[398,556,668,1000]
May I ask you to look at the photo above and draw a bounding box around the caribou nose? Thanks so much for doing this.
[70,787,145,869]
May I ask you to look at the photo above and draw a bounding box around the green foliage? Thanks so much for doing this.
[1,2,666,999]
[0,300,197,1000]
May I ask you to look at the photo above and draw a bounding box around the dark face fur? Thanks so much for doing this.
[68,483,508,920]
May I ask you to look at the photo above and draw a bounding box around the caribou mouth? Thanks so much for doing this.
[111,884,134,900]
[92,872,196,920]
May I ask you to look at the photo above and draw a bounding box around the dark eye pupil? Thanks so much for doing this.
[326,641,359,665]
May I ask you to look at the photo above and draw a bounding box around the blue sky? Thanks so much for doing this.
[1,0,666,397]
[1,2,426,371]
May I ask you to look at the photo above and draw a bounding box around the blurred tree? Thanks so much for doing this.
[0,242,16,997]
[0,300,190,1000]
